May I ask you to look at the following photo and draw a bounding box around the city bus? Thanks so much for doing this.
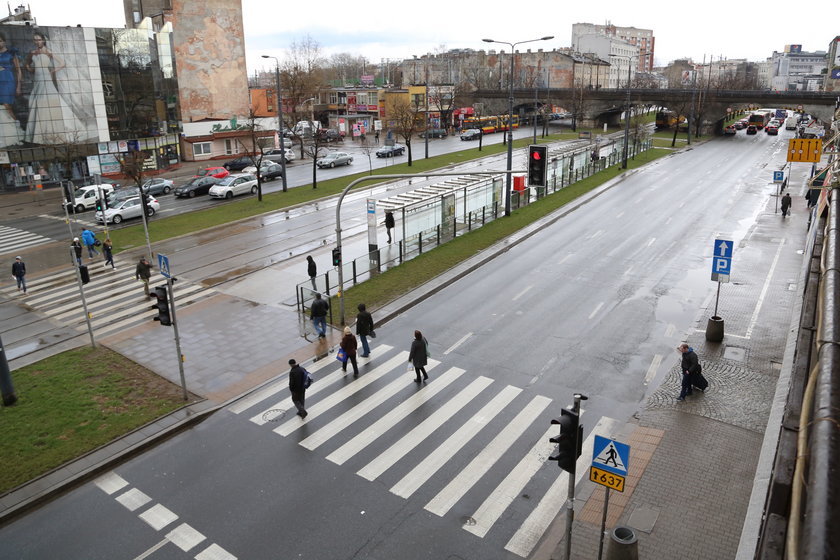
[747,111,771,129]
[461,115,520,134]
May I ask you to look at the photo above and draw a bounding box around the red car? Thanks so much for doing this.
[765,125,779,136]
[724,125,737,135]
[195,166,229,179]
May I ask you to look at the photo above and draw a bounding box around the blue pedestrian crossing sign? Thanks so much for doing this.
[158,253,171,279]
[592,435,630,477]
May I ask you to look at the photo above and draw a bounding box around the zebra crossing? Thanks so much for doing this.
[3,260,216,337]
[227,345,623,558]
[0,224,56,255]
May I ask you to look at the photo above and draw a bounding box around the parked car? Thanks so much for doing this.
[318,129,344,142]
[195,166,229,179]
[375,144,406,158]
[262,148,296,164]
[243,162,284,181]
[460,129,482,141]
[746,125,758,135]
[724,125,737,135]
[766,125,779,136]
[419,128,447,139]
[316,152,353,168]
[223,155,257,171]
[95,196,159,225]
[141,178,174,196]
[62,183,116,213]
[208,173,258,199]
[174,176,222,198]
[107,186,141,205]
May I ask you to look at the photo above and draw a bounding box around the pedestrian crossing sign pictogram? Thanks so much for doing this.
[591,435,630,476]
[158,253,171,279]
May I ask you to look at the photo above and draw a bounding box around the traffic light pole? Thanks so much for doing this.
[564,393,587,560]
[70,246,96,348]
[166,278,188,401]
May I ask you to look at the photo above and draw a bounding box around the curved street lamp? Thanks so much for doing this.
[483,36,554,216]
[261,55,288,191]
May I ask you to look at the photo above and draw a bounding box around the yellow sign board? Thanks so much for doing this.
[787,139,822,163]
[589,466,626,492]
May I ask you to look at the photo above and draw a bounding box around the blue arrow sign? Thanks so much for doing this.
[714,239,733,259]
[158,253,171,279]
[592,435,630,477]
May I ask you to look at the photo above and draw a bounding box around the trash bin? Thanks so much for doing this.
[606,526,638,560]
[705,315,724,342]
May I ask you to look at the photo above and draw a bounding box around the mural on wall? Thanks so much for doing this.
[0,26,98,149]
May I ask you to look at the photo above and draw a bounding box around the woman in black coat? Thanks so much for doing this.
[408,330,429,383]
[306,255,317,290]
[340,326,359,376]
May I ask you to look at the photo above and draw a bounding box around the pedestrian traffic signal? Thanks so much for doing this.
[95,197,108,211]
[332,247,342,267]
[528,145,548,187]
[150,285,172,326]
[549,408,582,473]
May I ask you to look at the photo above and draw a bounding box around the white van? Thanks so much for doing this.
[291,121,322,137]
[62,184,116,213]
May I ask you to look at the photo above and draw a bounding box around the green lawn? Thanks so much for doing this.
[0,347,190,493]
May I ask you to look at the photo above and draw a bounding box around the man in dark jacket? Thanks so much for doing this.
[135,257,152,298]
[678,343,701,401]
[12,256,26,294]
[356,303,375,357]
[288,359,308,418]
[310,292,329,338]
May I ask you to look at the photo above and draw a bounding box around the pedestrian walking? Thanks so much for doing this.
[340,326,359,376]
[677,343,702,401]
[307,255,317,290]
[81,228,99,258]
[356,303,375,357]
[781,193,792,217]
[288,359,308,418]
[102,238,115,269]
[12,256,26,294]
[310,292,329,338]
[135,256,152,298]
[384,211,395,244]
[408,330,430,383]
[71,237,82,265]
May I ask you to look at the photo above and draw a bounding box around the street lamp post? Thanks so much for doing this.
[262,55,288,192]
[620,51,648,170]
[483,35,553,217]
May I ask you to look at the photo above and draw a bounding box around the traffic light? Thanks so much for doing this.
[528,145,548,187]
[549,408,582,473]
[150,285,172,326]
[95,196,108,212]
[332,247,342,267]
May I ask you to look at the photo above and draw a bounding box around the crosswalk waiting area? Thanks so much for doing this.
[228,345,622,558]
[3,258,215,338]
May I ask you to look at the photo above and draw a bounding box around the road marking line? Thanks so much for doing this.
[644,354,663,385]
[195,543,238,560]
[94,471,129,494]
[166,523,206,552]
[623,264,634,277]
[390,385,521,499]
[512,285,532,301]
[557,254,571,265]
[138,503,178,531]
[647,237,656,247]
[504,417,621,557]
[444,333,471,355]
[588,302,604,320]
[358,376,494,481]
[744,238,785,339]
[425,394,552,517]
[326,367,464,466]
[132,538,169,560]
[115,488,152,511]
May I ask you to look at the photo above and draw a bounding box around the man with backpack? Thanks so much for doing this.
[677,343,706,400]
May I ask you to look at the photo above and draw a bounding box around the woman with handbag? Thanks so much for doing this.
[408,330,429,383]
[340,326,359,377]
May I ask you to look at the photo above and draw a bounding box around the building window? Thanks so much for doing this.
[224,139,237,155]
[193,142,211,156]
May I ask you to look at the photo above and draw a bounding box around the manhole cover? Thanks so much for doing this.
[723,346,746,361]
[262,409,287,422]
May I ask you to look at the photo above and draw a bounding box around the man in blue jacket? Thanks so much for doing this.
[81,228,98,258]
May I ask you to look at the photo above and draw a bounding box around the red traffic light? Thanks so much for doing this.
[531,150,542,160]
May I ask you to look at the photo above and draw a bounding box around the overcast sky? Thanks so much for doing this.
[26,0,839,75]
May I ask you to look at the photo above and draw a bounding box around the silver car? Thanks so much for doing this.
[95,196,160,224]
[316,151,353,168]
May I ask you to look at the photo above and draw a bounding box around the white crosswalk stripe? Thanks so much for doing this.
[1,262,215,335]
[228,350,623,558]
[0,224,54,255]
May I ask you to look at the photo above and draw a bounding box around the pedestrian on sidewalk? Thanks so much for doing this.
[408,330,430,383]
[340,326,359,376]
[81,228,98,258]
[356,303,375,357]
[311,292,329,338]
[306,255,317,290]
[135,256,152,298]
[384,211,395,244]
[71,237,82,265]
[677,343,701,401]
[781,193,792,217]
[102,238,115,269]
[288,359,308,418]
[12,256,26,294]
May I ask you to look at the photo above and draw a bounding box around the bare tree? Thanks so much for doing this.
[234,109,274,200]
[281,35,325,159]
[385,95,424,166]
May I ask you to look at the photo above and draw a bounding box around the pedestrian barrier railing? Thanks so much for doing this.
[296,136,653,319]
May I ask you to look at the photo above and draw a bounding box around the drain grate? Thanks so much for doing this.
[262,409,288,422]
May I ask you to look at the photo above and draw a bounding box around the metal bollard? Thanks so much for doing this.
[605,526,638,560]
